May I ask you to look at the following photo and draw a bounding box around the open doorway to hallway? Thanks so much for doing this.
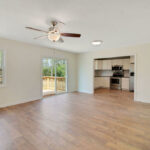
[94,55,135,98]
[42,58,67,96]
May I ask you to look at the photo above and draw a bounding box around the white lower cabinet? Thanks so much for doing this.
[103,77,110,88]
[94,77,101,88]
[122,78,129,90]
[94,77,110,89]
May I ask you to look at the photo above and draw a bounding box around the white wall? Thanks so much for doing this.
[1,37,150,106]
[0,38,77,107]
[77,44,150,103]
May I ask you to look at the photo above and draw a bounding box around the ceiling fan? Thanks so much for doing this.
[25,21,81,43]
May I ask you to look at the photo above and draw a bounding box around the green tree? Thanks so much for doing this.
[42,59,66,77]
[56,63,65,77]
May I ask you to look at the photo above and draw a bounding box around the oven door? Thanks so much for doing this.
[111,78,120,84]
[110,78,121,89]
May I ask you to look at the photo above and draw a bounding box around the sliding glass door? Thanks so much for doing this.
[42,58,67,96]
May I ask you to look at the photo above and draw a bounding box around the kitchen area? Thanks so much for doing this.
[94,56,134,92]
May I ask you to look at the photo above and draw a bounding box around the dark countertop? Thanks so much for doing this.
[95,76,130,78]
[95,76,111,77]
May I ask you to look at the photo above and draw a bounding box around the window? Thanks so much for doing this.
[0,50,5,86]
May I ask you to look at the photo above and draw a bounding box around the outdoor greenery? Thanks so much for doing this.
[42,59,66,77]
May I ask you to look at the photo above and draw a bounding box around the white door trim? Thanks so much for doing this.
[93,54,137,101]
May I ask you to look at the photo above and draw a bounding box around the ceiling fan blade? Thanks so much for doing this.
[26,27,48,33]
[57,37,64,43]
[33,35,47,39]
[61,33,81,38]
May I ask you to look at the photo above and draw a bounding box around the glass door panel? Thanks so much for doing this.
[42,58,55,96]
[55,59,67,94]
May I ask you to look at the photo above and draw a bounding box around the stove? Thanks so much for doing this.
[110,77,122,90]
[110,65,124,89]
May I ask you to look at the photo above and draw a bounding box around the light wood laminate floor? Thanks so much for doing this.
[0,89,150,150]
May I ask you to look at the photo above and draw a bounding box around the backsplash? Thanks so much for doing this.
[95,70,113,77]
[95,70,129,77]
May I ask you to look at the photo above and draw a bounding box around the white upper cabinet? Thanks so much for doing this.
[94,58,130,70]
[118,59,123,66]
[102,60,112,70]
[130,56,134,64]
[112,59,123,66]
[94,60,103,70]
[107,60,112,70]
[122,59,130,70]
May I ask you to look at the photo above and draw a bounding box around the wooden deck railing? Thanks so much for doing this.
[0,74,2,84]
[42,76,66,91]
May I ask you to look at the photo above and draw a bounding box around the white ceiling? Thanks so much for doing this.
[0,0,150,53]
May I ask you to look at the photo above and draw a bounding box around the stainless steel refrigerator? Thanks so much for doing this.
[129,63,134,92]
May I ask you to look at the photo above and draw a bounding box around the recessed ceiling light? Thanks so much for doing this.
[92,40,103,46]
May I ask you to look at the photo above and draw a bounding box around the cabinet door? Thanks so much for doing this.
[95,60,103,70]
[94,77,102,88]
[122,78,129,90]
[95,77,110,88]
[123,59,130,70]
[130,56,134,64]
[107,60,112,70]
[100,77,104,87]
[102,60,107,70]
[118,59,123,66]
[112,59,123,66]
[112,59,117,66]
[106,60,112,70]
[94,60,98,70]
[94,77,100,88]
[101,77,110,88]
[94,78,97,88]
[104,77,110,88]
[102,60,112,70]
[98,60,103,70]
[112,59,119,66]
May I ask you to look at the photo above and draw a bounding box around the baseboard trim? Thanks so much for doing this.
[77,90,93,94]
[0,91,78,108]
[0,97,42,108]
[135,99,150,103]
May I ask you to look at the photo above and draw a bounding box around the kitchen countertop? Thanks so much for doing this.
[95,76,111,77]
[95,76,130,78]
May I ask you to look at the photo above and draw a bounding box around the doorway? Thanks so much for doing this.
[93,55,136,100]
[42,58,67,96]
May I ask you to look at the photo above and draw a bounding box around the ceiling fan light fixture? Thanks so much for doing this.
[48,28,60,42]
[92,40,103,46]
